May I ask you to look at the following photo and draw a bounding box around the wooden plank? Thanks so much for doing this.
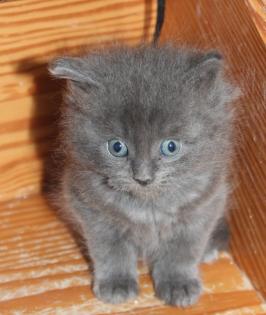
[160,0,266,301]
[0,288,263,315]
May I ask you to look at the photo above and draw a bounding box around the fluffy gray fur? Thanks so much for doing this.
[49,44,238,307]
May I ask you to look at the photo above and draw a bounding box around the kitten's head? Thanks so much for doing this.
[50,45,239,199]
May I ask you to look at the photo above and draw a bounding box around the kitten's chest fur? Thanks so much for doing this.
[132,208,177,255]
[110,193,183,255]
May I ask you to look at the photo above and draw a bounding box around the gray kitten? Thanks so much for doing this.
[49,45,238,307]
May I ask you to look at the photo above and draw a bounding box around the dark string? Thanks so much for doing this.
[153,0,166,44]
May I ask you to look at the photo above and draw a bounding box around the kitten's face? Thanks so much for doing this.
[66,83,229,200]
[92,111,186,197]
[85,104,200,198]
[50,46,237,199]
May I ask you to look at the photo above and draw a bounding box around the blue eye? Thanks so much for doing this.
[160,140,181,157]
[108,139,128,157]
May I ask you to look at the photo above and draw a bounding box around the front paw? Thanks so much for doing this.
[94,277,138,304]
[155,276,202,307]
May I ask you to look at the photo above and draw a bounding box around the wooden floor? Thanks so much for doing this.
[0,0,265,314]
[0,195,265,314]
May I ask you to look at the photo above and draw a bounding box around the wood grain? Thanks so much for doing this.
[160,0,266,301]
[246,0,266,43]
[0,0,157,203]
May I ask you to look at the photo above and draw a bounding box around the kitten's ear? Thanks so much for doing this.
[189,51,223,88]
[188,52,241,103]
[49,57,99,87]
[199,51,223,80]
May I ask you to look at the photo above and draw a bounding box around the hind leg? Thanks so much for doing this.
[202,216,230,264]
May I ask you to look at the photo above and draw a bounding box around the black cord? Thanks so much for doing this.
[153,0,166,44]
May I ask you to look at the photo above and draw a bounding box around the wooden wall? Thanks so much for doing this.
[0,0,157,203]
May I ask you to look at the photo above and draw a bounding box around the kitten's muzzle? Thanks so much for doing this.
[131,160,155,186]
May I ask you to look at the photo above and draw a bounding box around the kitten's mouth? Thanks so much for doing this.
[103,176,158,198]
[132,184,163,200]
